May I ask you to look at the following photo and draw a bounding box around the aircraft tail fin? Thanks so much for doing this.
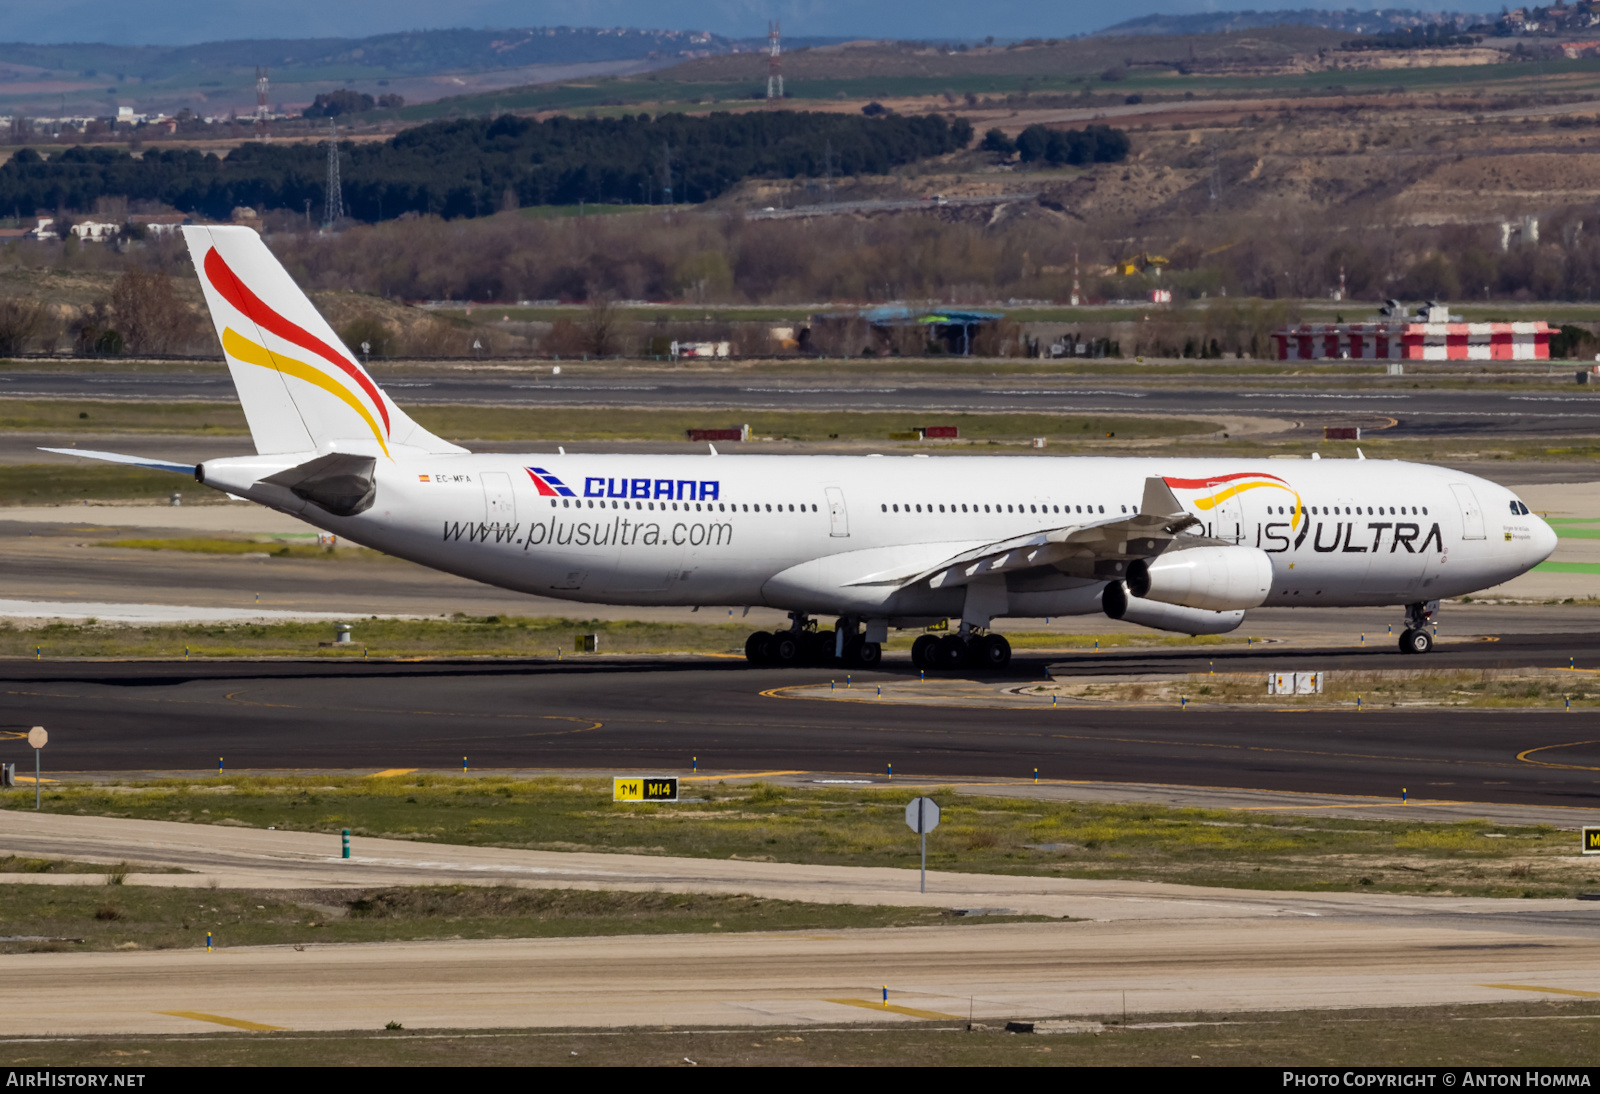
[182,225,465,458]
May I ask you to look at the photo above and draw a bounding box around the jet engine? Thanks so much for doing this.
[1125,545,1272,613]
[1102,581,1245,636]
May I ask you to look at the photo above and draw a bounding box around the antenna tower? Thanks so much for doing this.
[254,66,270,139]
[766,21,783,102]
[323,118,343,228]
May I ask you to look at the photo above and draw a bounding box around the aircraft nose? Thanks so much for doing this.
[1531,514,1558,564]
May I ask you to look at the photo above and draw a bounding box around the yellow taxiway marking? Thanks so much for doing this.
[368,768,417,778]
[825,998,963,1021]
[157,1010,287,1031]
[1233,800,1459,811]
[1482,984,1600,999]
[1517,741,1600,772]
[10,776,57,785]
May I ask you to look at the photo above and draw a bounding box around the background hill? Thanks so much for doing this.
[1096,9,1494,37]
[0,28,848,118]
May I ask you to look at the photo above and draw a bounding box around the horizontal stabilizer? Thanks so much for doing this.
[39,448,196,475]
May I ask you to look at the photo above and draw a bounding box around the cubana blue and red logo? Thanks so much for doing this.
[525,467,577,497]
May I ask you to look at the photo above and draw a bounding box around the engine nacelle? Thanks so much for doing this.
[1103,581,1245,636]
[1126,545,1272,612]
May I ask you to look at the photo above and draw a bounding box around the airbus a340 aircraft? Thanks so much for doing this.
[51,227,1558,670]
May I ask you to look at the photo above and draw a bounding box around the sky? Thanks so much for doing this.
[3,1,1493,46]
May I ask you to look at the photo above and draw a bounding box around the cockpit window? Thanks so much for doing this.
[1510,500,1530,516]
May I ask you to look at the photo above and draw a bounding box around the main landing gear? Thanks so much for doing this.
[910,631,1011,671]
[1397,600,1438,655]
[744,613,881,667]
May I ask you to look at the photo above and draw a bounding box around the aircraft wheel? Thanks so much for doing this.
[744,631,773,664]
[1401,628,1433,655]
[976,633,1012,669]
[810,629,837,664]
[934,634,970,669]
[911,634,939,670]
[851,640,882,668]
[772,632,802,665]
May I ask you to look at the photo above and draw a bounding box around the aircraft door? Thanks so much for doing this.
[1206,480,1245,543]
[826,486,850,537]
[481,472,515,523]
[1450,483,1485,540]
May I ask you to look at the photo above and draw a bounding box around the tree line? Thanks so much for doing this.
[0,111,974,222]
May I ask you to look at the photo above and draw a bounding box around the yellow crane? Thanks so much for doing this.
[1119,251,1170,276]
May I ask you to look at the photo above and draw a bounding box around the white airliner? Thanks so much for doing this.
[51,227,1558,669]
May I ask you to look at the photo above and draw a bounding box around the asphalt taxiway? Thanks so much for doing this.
[6,628,1600,806]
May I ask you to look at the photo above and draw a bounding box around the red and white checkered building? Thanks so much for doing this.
[1271,322,1550,361]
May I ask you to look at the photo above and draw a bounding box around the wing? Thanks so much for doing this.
[847,476,1209,591]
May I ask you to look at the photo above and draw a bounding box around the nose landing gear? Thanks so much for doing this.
[1397,600,1439,655]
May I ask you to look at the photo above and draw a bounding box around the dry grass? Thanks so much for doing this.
[1049,668,1600,709]
[6,776,1590,899]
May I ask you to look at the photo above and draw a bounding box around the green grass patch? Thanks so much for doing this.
[0,883,1022,955]
[0,463,199,507]
[0,399,246,433]
[404,407,1218,443]
[5,776,1584,899]
[1534,562,1600,575]
[9,1001,1600,1066]
[1,401,1216,445]
[0,854,142,875]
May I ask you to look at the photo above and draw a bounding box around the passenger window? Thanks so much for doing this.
[984,504,990,513]
[939,504,945,513]
[1098,505,1104,513]
[1422,507,1428,516]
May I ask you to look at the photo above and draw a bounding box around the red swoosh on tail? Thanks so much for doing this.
[203,247,391,435]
